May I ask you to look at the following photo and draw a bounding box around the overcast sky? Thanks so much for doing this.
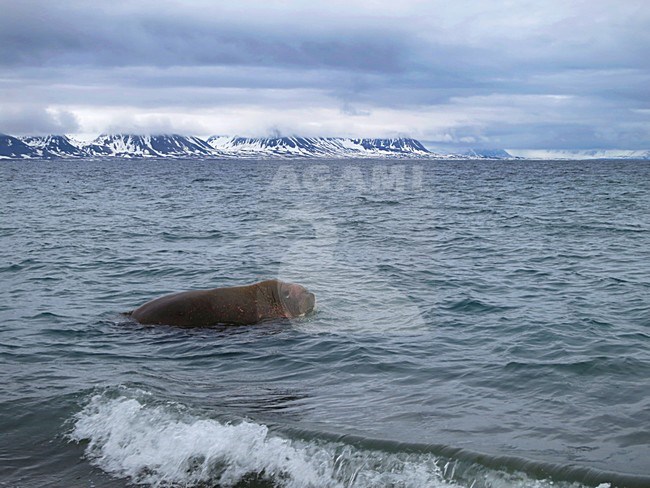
[0,0,649,149]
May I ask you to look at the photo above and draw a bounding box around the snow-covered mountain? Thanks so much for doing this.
[454,148,517,159]
[2,133,649,160]
[18,135,83,158]
[506,149,650,160]
[82,134,215,158]
[350,138,431,154]
[206,136,345,157]
[2,134,439,159]
[206,136,436,158]
[0,134,39,159]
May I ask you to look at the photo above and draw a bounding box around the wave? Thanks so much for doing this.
[504,356,650,376]
[67,387,623,488]
[442,297,514,314]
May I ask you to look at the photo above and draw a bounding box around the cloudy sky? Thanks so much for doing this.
[0,0,649,149]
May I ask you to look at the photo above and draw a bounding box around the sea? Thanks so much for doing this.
[0,158,648,488]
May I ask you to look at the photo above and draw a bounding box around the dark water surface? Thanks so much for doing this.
[1,158,649,487]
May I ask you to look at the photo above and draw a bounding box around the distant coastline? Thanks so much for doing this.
[1,133,649,160]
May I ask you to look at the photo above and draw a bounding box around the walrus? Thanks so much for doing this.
[126,279,315,327]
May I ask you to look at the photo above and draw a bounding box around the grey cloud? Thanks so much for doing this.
[525,69,650,104]
[0,1,409,73]
[0,106,80,135]
[428,115,650,151]
[0,0,648,148]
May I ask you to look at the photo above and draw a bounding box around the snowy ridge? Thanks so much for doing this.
[507,149,650,160]
[2,133,649,160]
[0,135,37,158]
[454,148,518,159]
[1,134,439,159]
[18,135,82,158]
[206,136,436,158]
[350,138,430,154]
[82,134,215,158]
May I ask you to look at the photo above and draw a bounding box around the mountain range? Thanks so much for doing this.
[0,134,440,160]
[1,133,648,160]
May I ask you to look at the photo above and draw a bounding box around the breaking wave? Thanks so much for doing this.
[68,388,610,488]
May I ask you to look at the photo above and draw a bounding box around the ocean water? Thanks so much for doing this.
[0,158,649,488]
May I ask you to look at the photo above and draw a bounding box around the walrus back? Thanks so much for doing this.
[126,280,312,327]
[130,288,260,327]
[130,291,210,326]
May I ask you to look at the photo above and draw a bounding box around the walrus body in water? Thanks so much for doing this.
[128,279,315,327]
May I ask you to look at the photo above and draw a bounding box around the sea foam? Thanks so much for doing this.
[70,389,456,487]
[69,388,591,488]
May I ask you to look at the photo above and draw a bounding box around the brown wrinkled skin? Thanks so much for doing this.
[128,279,315,327]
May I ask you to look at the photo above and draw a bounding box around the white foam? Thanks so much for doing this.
[69,389,588,488]
[71,395,320,486]
[69,390,458,487]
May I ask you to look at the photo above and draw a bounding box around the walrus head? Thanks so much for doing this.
[277,281,316,318]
